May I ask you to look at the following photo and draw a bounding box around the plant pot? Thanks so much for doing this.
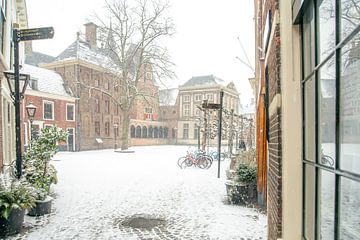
[0,208,25,237]
[28,196,53,216]
[225,180,257,205]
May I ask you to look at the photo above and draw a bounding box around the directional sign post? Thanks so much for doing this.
[12,27,54,178]
[16,27,54,41]
[202,90,224,178]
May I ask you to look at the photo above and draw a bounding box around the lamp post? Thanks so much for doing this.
[25,102,37,147]
[3,27,54,179]
[113,123,119,151]
[3,70,30,179]
[195,117,200,150]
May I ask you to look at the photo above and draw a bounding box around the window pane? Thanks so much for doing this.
[67,105,74,120]
[304,75,316,161]
[341,0,360,40]
[44,103,53,119]
[340,177,360,239]
[303,0,316,76]
[319,57,336,167]
[318,0,336,62]
[318,169,335,240]
[304,164,316,240]
[340,34,360,174]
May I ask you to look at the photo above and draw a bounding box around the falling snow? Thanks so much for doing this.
[9,146,267,240]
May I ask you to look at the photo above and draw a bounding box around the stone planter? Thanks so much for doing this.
[0,208,25,237]
[28,196,53,216]
[225,180,257,205]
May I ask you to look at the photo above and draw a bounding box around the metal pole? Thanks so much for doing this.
[13,29,22,179]
[217,90,224,178]
[197,125,200,150]
[29,119,33,149]
[114,127,117,151]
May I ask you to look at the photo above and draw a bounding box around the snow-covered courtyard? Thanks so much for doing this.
[10,145,267,240]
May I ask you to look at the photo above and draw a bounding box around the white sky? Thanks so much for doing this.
[26,0,255,105]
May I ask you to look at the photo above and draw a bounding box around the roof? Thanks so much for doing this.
[54,37,118,70]
[25,52,55,67]
[22,64,71,97]
[180,75,225,88]
[159,88,178,106]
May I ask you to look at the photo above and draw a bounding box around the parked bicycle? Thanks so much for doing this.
[178,149,213,169]
[209,150,230,161]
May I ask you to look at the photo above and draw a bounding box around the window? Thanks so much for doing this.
[29,78,38,90]
[105,122,110,136]
[205,93,214,101]
[130,125,135,138]
[195,108,200,116]
[105,100,110,114]
[183,104,190,116]
[66,104,75,121]
[183,123,189,139]
[104,80,109,90]
[95,121,100,135]
[95,98,100,113]
[300,1,360,239]
[194,94,202,101]
[183,95,190,102]
[43,101,54,120]
[95,77,100,87]
[145,107,152,120]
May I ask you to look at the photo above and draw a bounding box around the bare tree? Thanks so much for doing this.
[96,0,175,150]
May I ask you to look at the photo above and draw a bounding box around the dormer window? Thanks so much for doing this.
[29,78,38,91]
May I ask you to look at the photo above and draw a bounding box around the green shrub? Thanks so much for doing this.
[23,126,67,200]
[236,163,257,183]
[0,175,36,219]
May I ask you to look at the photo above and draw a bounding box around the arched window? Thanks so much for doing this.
[130,125,135,138]
[159,127,163,138]
[154,127,159,138]
[164,127,169,138]
[136,126,142,138]
[142,126,147,138]
[148,126,153,138]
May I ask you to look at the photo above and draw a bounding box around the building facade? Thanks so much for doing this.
[254,0,360,239]
[22,64,77,151]
[176,75,240,146]
[0,0,28,171]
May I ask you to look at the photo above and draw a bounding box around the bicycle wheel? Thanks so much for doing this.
[204,155,213,169]
[177,156,186,168]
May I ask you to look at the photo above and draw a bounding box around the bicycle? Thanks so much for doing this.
[321,154,334,167]
[177,149,213,169]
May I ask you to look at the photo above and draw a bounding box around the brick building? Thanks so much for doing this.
[42,23,122,151]
[254,0,360,239]
[0,0,28,171]
[22,64,77,151]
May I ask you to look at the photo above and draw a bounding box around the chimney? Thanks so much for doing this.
[84,22,97,49]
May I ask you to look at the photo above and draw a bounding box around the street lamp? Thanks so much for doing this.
[3,70,30,179]
[3,26,54,179]
[26,101,37,146]
[113,123,119,151]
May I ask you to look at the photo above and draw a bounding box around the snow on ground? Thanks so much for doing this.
[10,145,267,240]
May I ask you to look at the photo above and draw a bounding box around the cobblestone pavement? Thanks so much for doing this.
[10,146,267,240]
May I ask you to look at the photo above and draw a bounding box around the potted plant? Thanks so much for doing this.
[23,126,67,216]
[0,174,36,237]
[225,148,257,205]
[225,163,257,205]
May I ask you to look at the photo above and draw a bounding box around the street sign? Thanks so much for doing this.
[17,27,54,41]
[202,102,221,109]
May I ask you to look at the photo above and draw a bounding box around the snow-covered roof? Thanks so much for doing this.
[22,64,71,97]
[25,52,55,67]
[180,75,225,88]
[321,78,335,98]
[55,38,118,70]
[159,88,178,106]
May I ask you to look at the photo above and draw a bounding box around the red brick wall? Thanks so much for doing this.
[0,76,3,170]
[256,0,283,239]
[23,94,76,150]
